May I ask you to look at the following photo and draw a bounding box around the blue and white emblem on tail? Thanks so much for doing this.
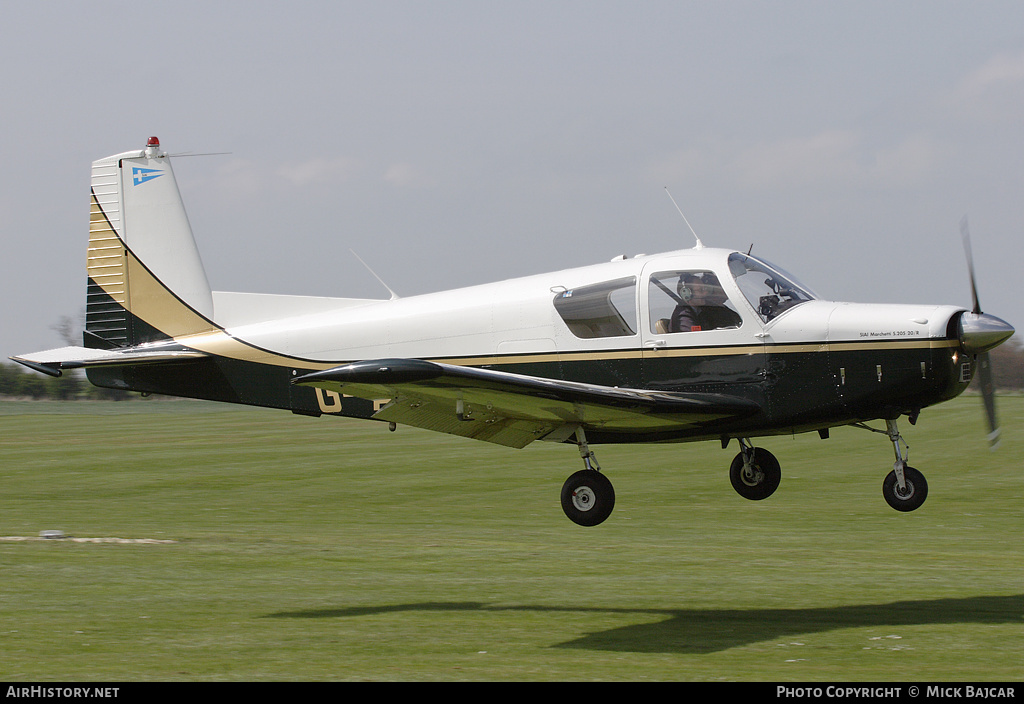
[132,167,163,186]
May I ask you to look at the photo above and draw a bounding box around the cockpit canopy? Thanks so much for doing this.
[551,250,818,339]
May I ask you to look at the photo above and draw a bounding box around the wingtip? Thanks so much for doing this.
[9,356,63,377]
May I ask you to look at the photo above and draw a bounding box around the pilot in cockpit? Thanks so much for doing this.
[670,272,742,332]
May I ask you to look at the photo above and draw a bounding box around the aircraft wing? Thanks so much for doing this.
[294,358,760,448]
[10,345,207,377]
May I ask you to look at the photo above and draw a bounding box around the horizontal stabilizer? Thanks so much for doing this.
[10,345,207,377]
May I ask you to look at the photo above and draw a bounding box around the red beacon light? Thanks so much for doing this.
[144,136,162,159]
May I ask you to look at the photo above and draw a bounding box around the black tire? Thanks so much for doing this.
[729,447,781,500]
[882,465,928,512]
[560,470,615,526]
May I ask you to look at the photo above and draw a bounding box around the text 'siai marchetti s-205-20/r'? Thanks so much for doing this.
[13,138,1015,526]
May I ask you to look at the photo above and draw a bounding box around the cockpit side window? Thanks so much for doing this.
[648,270,742,333]
[553,276,637,339]
[728,253,815,322]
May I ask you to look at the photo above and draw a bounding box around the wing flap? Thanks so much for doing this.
[374,399,557,448]
[294,358,760,447]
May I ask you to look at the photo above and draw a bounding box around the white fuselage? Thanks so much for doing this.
[193,247,963,371]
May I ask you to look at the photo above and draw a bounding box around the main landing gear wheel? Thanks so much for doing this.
[882,464,928,512]
[561,470,615,527]
[729,445,781,501]
[560,426,615,526]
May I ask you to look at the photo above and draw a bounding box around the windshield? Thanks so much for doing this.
[728,253,816,322]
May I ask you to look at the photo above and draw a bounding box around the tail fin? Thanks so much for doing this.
[87,137,215,348]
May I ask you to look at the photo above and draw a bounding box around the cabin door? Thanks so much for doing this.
[639,264,767,393]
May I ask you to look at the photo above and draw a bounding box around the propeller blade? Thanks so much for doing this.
[976,351,1000,450]
[959,217,1007,450]
[960,216,982,315]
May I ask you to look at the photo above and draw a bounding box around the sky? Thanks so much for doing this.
[2,0,1022,362]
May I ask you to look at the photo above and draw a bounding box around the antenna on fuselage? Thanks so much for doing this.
[664,187,704,249]
[350,249,400,300]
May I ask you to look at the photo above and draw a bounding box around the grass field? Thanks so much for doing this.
[0,395,1021,681]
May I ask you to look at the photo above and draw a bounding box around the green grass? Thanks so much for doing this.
[0,396,1021,681]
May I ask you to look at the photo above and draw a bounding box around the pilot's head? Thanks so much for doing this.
[678,272,727,306]
[677,273,700,302]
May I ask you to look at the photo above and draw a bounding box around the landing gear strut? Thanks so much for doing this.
[729,438,781,500]
[852,417,929,511]
[560,427,615,526]
[880,419,928,512]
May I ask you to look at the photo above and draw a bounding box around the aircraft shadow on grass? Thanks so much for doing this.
[266,594,1023,653]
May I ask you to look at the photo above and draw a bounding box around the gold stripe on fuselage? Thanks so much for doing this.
[163,335,959,372]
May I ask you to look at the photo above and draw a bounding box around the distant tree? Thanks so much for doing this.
[0,364,21,396]
[51,310,85,346]
[0,361,94,400]
[988,335,1024,390]
[16,370,48,399]
[48,372,84,400]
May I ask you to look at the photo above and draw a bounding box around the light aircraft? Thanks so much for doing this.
[12,138,1016,526]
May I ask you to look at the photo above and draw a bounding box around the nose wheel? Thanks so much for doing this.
[882,464,928,511]
[879,419,928,511]
[853,418,929,512]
